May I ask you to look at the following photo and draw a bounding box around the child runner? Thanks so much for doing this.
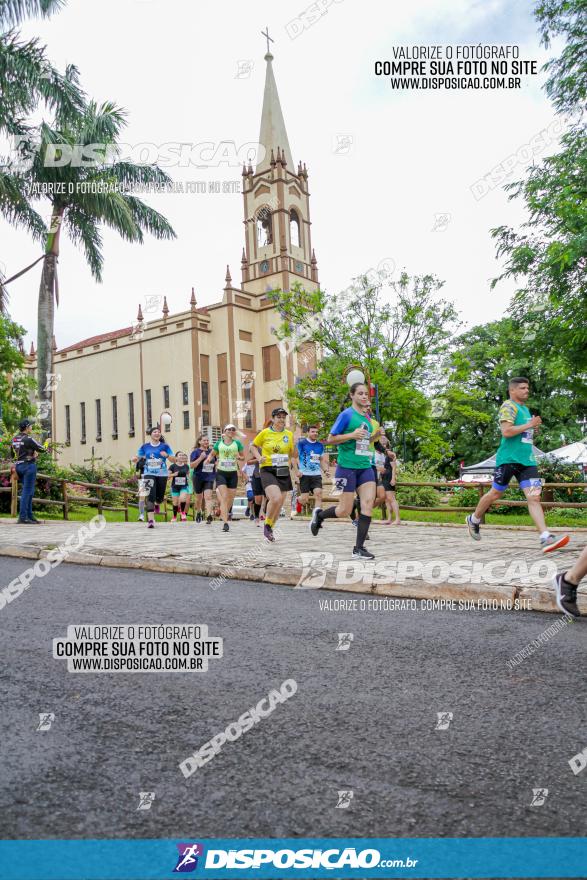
[133,427,174,528]
[251,407,298,543]
[310,382,377,559]
[205,425,244,532]
[191,435,216,523]
[169,451,192,522]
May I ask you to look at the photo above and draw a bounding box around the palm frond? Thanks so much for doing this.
[65,206,103,280]
[0,169,45,236]
[0,0,64,28]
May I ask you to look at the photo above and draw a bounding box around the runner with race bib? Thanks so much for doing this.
[295,424,328,514]
[205,425,244,532]
[168,451,192,522]
[251,408,298,543]
[133,426,174,528]
[310,382,378,559]
[466,377,569,553]
[191,435,216,523]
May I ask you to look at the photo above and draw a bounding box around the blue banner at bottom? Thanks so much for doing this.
[0,838,585,879]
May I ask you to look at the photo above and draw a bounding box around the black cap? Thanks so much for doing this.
[18,419,32,431]
[272,407,288,417]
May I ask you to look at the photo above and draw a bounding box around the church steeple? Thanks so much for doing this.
[240,35,319,298]
[256,33,294,173]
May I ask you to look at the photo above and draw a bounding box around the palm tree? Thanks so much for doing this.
[1,0,85,281]
[21,97,176,430]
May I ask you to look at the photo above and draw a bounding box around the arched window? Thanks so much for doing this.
[256,205,273,246]
[290,209,300,247]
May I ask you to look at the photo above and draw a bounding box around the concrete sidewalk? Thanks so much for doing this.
[0,517,585,614]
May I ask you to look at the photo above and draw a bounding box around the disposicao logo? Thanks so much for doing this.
[173,843,204,873]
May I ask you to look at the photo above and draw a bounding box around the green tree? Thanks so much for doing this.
[0,311,35,432]
[436,316,587,474]
[491,0,587,376]
[0,0,84,239]
[17,96,176,431]
[268,271,458,461]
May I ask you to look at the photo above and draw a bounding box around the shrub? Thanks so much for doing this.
[395,460,441,507]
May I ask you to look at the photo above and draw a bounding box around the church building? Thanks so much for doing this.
[29,45,320,466]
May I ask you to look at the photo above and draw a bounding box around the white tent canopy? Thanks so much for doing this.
[545,441,587,466]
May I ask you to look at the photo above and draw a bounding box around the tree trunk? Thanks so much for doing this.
[36,206,62,439]
[37,254,56,437]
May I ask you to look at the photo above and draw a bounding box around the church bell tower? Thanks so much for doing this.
[240,38,319,297]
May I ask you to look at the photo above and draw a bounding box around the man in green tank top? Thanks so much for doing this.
[466,377,569,553]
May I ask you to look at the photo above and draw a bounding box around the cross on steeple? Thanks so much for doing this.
[261,26,274,55]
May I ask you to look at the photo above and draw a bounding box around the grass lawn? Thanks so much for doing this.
[2,503,586,529]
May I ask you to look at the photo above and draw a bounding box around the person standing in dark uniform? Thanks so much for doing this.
[11,419,45,524]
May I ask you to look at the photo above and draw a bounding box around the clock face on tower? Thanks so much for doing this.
[260,260,269,272]
[294,261,304,273]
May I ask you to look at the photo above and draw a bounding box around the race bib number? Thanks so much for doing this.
[521,428,534,444]
[174,477,187,486]
[310,453,321,464]
[202,462,214,473]
[374,453,385,467]
[355,437,371,456]
[219,458,237,471]
[145,456,161,473]
[271,453,289,467]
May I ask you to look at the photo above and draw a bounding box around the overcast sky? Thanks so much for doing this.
[1,0,562,349]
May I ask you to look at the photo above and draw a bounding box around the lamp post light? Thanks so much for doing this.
[159,410,172,434]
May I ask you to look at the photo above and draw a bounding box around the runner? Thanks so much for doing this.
[168,451,192,522]
[251,407,297,543]
[247,446,265,527]
[295,424,328,514]
[310,382,377,559]
[241,460,256,519]
[191,435,216,523]
[133,427,174,528]
[466,377,569,553]
[373,442,387,517]
[553,545,586,618]
[135,453,146,521]
[205,424,244,532]
[380,436,400,525]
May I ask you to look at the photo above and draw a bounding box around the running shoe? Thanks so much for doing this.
[352,546,375,560]
[466,514,481,541]
[541,534,570,554]
[310,507,323,536]
[27,517,42,524]
[222,522,229,532]
[138,514,144,522]
[170,516,177,523]
[154,504,160,515]
[195,512,202,523]
[147,520,154,529]
[296,500,303,514]
[254,517,260,527]
[552,571,580,619]
[180,513,187,522]
[259,514,265,522]
[263,523,275,543]
[206,514,213,524]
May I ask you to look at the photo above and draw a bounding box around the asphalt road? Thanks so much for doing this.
[0,557,585,842]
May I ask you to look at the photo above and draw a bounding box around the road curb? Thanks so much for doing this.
[0,543,579,614]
